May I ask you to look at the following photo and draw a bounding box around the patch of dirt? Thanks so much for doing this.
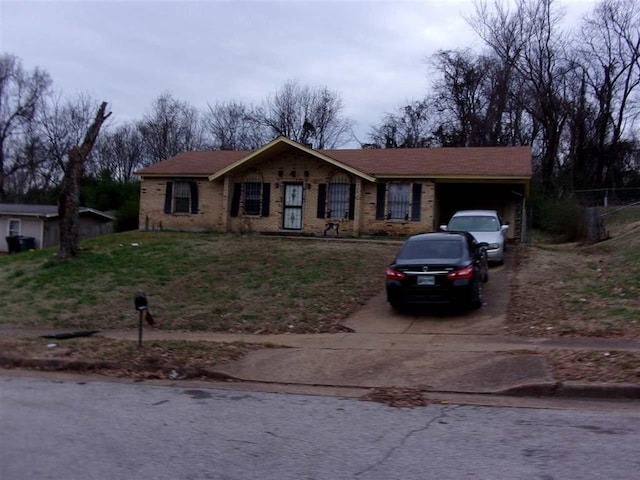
[544,350,640,383]
[0,337,276,381]
[360,387,445,408]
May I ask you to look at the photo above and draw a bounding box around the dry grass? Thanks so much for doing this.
[0,232,400,333]
[507,207,640,339]
[545,350,640,383]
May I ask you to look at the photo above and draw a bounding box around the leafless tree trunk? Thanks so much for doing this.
[57,102,111,259]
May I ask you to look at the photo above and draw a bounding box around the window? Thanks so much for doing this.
[387,183,410,220]
[376,182,422,221]
[8,219,20,237]
[174,182,191,213]
[230,174,271,218]
[164,181,199,214]
[327,173,350,219]
[316,174,355,220]
[243,173,263,216]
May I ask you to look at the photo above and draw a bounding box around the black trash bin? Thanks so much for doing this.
[5,235,35,253]
[18,236,36,251]
[6,236,20,254]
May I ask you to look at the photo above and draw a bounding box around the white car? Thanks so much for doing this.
[440,210,509,264]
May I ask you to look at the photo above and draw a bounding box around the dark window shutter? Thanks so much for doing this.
[375,183,386,220]
[230,183,241,217]
[190,182,199,214]
[317,183,327,218]
[261,183,271,217]
[348,184,356,220]
[164,181,173,213]
[411,183,422,221]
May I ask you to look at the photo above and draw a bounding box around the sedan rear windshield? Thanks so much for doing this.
[399,239,463,259]
[449,216,498,232]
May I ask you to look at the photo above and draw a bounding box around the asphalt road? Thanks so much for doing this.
[2,374,640,480]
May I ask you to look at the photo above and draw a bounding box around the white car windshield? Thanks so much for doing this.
[449,216,499,232]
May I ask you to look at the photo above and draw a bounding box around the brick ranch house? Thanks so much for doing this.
[136,136,532,241]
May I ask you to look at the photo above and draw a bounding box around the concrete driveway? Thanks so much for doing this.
[342,254,512,335]
[213,250,557,394]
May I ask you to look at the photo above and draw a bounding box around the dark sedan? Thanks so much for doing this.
[386,231,488,310]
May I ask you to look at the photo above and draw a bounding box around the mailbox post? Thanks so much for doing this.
[134,291,148,348]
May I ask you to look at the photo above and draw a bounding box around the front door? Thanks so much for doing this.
[283,183,303,230]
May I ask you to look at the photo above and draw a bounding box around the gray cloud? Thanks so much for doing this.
[0,0,596,146]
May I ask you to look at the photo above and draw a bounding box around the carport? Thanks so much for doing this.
[434,180,529,242]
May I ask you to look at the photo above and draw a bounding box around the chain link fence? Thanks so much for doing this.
[571,187,640,207]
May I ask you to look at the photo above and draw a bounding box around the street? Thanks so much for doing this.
[1,374,639,480]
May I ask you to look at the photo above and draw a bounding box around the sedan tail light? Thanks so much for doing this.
[447,264,474,280]
[386,267,406,280]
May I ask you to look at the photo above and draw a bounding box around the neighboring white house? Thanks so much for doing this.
[0,204,115,253]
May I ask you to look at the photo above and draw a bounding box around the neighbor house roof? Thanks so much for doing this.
[135,137,532,180]
[0,204,115,221]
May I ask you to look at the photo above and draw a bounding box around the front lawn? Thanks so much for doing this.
[0,232,400,333]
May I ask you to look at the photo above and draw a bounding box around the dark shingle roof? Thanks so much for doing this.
[136,150,250,176]
[135,143,532,179]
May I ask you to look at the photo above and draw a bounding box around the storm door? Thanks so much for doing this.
[283,183,304,230]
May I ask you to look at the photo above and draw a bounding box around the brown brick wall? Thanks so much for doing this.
[359,181,435,237]
[139,177,225,232]
[139,152,437,237]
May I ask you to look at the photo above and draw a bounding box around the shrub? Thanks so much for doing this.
[529,194,586,242]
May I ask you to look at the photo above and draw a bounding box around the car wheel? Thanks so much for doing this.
[482,257,489,283]
[469,279,483,309]
[389,300,405,311]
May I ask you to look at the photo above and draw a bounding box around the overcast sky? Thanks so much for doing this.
[1,0,599,147]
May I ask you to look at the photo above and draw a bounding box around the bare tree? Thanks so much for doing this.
[95,122,144,181]
[254,80,354,149]
[576,0,640,187]
[138,92,205,164]
[58,102,111,259]
[470,0,574,193]
[307,86,354,149]
[0,53,51,201]
[38,93,102,189]
[203,101,268,150]
[429,48,533,147]
[430,49,490,146]
[368,100,435,148]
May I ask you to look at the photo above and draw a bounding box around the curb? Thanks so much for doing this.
[0,356,236,381]
[2,356,639,400]
[555,381,640,400]
[497,380,640,400]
